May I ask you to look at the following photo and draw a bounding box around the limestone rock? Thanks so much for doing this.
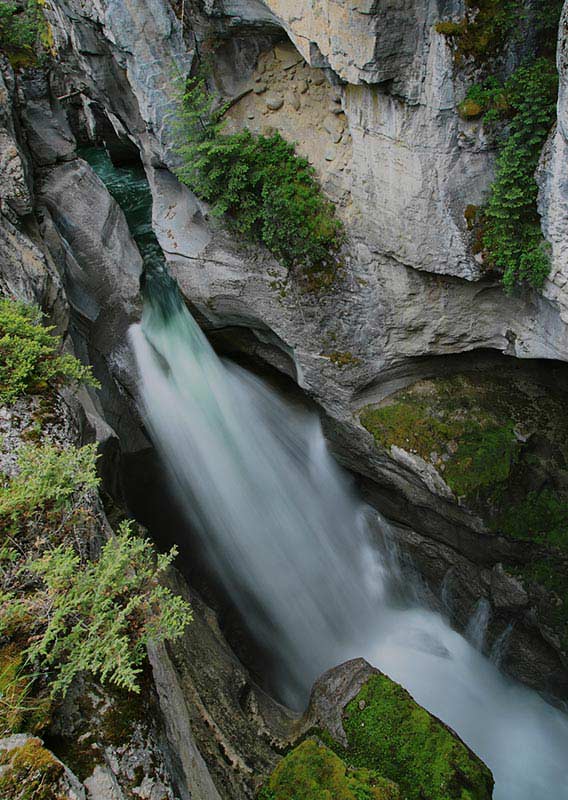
[287,91,300,111]
[390,446,454,500]
[266,95,284,110]
[490,565,529,610]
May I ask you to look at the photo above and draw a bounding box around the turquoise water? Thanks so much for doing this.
[80,147,165,271]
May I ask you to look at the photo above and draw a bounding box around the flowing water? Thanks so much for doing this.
[85,147,568,800]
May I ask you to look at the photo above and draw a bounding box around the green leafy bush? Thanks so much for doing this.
[0,299,98,403]
[3,521,192,696]
[480,60,558,290]
[0,441,99,523]
[0,0,49,67]
[176,77,343,274]
[0,439,192,701]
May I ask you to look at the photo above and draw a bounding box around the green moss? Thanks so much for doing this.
[435,20,466,37]
[435,0,518,65]
[496,490,568,550]
[360,372,568,638]
[0,738,64,800]
[495,490,568,644]
[337,675,493,800]
[359,380,519,499]
[360,372,568,505]
[436,0,562,66]
[464,205,479,230]
[258,739,401,800]
[458,99,484,119]
[517,557,568,648]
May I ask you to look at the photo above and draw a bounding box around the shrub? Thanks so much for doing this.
[0,441,99,523]
[0,0,49,67]
[0,440,192,701]
[0,299,98,403]
[5,521,192,696]
[176,76,344,275]
[481,60,558,290]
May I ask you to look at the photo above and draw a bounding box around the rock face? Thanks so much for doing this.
[147,571,299,800]
[539,1,568,323]
[1,0,568,782]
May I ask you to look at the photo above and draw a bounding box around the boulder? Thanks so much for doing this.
[303,659,494,800]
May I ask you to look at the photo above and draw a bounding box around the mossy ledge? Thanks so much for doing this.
[0,738,65,800]
[258,666,493,800]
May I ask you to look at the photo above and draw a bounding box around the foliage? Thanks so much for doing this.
[176,76,344,275]
[480,60,558,290]
[458,77,509,122]
[0,441,99,523]
[435,0,518,64]
[335,675,494,800]
[0,0,49,67]
[0,299,98,404]
[0,642,51,736]
[435,0,562,65]
[0,738,65,800]
[258,739,400,800]
[1,520,192,697]
[0,433,192,707]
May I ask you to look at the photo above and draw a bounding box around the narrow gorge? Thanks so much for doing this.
[1,1,568,799]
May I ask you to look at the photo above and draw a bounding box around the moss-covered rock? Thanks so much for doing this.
[264,661,494,800]
[258,739,400,800]
[359,374,523,500]
[360,371,568,508]
[336,674,494,800]
[0,737,68,800]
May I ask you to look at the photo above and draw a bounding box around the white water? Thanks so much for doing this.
[130,276,568,800]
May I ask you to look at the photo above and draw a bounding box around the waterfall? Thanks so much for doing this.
[491,624,514,668]
[82,147,568,800]
[129,268,390,701]
[466,598,492,652]
[130,272,568,800]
